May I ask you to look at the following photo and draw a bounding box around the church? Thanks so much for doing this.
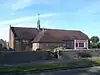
[9,14,89,51]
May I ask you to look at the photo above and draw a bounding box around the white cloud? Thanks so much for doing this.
[0,13,59,25]
[2,0,60,12]
[0,0,61,16]
[11,0,33,11]
[12,0,60,10]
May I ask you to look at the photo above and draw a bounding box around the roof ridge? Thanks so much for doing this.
[44,28,81,31]
[11,26,80,32]
[11,26,37,29]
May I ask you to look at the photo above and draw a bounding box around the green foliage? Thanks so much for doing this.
[49,51,56,58]
[90,42,100,49]
[90,36,99,44]
[90,36,100,48]
[77,52,92,58]
[36,48,41,51]
[53,47,64,52]
[97,43,100,48]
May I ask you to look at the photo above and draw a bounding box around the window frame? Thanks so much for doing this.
[79,43,84,48]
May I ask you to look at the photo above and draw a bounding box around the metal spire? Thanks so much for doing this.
[37,14,40,30]
[38,14,40,20]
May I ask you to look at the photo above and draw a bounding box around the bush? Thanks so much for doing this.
[77,52,92,58]
[36,48,41,51]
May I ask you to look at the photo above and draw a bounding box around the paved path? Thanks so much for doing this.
[23,66,100,75]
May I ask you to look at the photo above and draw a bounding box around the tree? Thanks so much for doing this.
[97,42,100,48]
[89,36,100,48]
[90,36,99,44]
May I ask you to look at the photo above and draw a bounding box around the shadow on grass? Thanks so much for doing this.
[1,58,100,75]
[30,59,100,75]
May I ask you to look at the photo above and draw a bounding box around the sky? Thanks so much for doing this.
[0,0,100,41]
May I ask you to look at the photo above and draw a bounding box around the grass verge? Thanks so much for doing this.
[1,58,100,73]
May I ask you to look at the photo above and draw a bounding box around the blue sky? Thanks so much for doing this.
[0,0,100,41]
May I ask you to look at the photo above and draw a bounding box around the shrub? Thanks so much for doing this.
[49,51,56,58]
[36,48,41,51]
[77,52,92,58]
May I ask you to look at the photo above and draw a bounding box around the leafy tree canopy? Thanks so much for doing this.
[90,36,99,44]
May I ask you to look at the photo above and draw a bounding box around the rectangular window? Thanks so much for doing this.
[79,43,84,47]
[76,43,78,47]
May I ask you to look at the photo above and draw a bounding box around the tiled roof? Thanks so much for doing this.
[33,28,89,42]
[11,27,89,42]
[11,27,38,40]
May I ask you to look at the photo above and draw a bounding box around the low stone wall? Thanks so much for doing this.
[0,51,51,64]
[60,49,100,59]
[1,49,100,64]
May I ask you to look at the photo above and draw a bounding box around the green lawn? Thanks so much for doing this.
[1,58,100,73]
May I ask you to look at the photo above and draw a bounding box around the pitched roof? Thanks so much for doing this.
[11,27,38,40]
[32,29,62,43]
[0,39,5,44]
[10,27,89,42]
[33,28,89,43]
